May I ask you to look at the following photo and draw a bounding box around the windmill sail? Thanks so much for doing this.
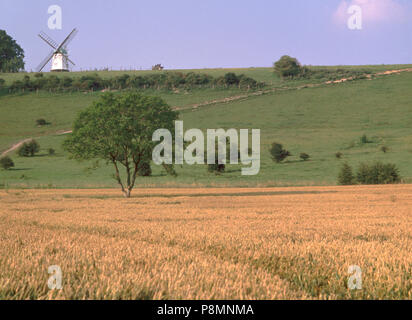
[36,28,78,72]
[38,31,59,50]
[36,50,55,72]
[57,28,78,52]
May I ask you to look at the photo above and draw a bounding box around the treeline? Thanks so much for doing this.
[4,72,265,93]
[294,67,372,81]
[273,55,372,81]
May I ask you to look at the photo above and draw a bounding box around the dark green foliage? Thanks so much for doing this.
[338,163,355,185]
[7,72,264,93]
[270,143,290,163]
[208,163,225,174]
[356,162,401,185]
[360,134,371,144]
[63,92,178,197]
[137,162,152,176]
[17,140,40,157]
[0,78,5,89]
[17,143,30,157]
[335,152,343,159]
[206,144,226,174]
[273,55,303,79]
[48,148,55,156]
[300,153,310,161]
[290,67,372,82]
[0,156,14,170]
[381,146,389,153]
[36,118,47,126]
[0,30,25,72]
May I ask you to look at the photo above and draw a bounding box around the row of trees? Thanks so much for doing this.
[6,72,264,93]
[338,162,401,185]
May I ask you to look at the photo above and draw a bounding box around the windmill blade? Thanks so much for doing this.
[36,50,55,72]
[56,28,78,52]
[68,58,76,66]
[38,31,58,50]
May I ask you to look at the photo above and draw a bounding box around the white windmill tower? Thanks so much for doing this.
[36,28,78,72]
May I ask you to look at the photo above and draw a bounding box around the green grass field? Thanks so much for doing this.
[1,66,412,188]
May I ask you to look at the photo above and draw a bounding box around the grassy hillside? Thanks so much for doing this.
[1,66,412,188]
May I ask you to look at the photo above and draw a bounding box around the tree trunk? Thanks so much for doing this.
[123,189,131,198]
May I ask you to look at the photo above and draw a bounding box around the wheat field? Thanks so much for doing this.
[0,185,411,300]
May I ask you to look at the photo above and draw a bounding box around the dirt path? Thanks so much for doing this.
[0,130,72,157]
[2,67,412,157]
[177,67,412,111]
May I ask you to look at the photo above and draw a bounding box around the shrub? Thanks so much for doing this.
[381,146,389,153]
[18,140,40,157]
[338,163,355,185]
[207,163,225,174]
[270,143,291,163]
[36,118,47,126]
[360,134,371,144]
[48,148,55,156]
[300,153,310,161]
[0,156,14,170]
[356,162,401,185]
[0,78,5,89]
[17,143,30,157]
[335,152,343,159]
[137,161,152,176]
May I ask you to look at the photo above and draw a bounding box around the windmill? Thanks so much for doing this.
[36,28,78,72]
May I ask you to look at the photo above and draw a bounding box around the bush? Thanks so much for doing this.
[338,163,355,185]
[300,153,310,161]
[48,148,55,156]
[356,162,401,185]
[273,55,303,79]
[207,163,225,174]
[270,143,291,163]
[17,140,40,157]
[17,143,30,157]
[360,134,371,144]
[381,146,389,153]
[137,161,152,176]
[36,118,47,126]
[335,152,343,159]
[0,78,5,89]
[0,156,14,170]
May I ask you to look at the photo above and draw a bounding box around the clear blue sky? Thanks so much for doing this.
[1,0,411,71]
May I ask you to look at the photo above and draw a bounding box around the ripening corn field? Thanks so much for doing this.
[0,185,411,300]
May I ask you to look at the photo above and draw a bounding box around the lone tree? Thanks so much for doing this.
[0,30,25,72]
[17,139,40,157]
[270,142,291,163]
[273,55,302,79]
[63,92,178,198]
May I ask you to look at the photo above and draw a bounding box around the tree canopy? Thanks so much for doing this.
[0,30,25,73]
[273,55,303,79]
[63,92,178,197]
